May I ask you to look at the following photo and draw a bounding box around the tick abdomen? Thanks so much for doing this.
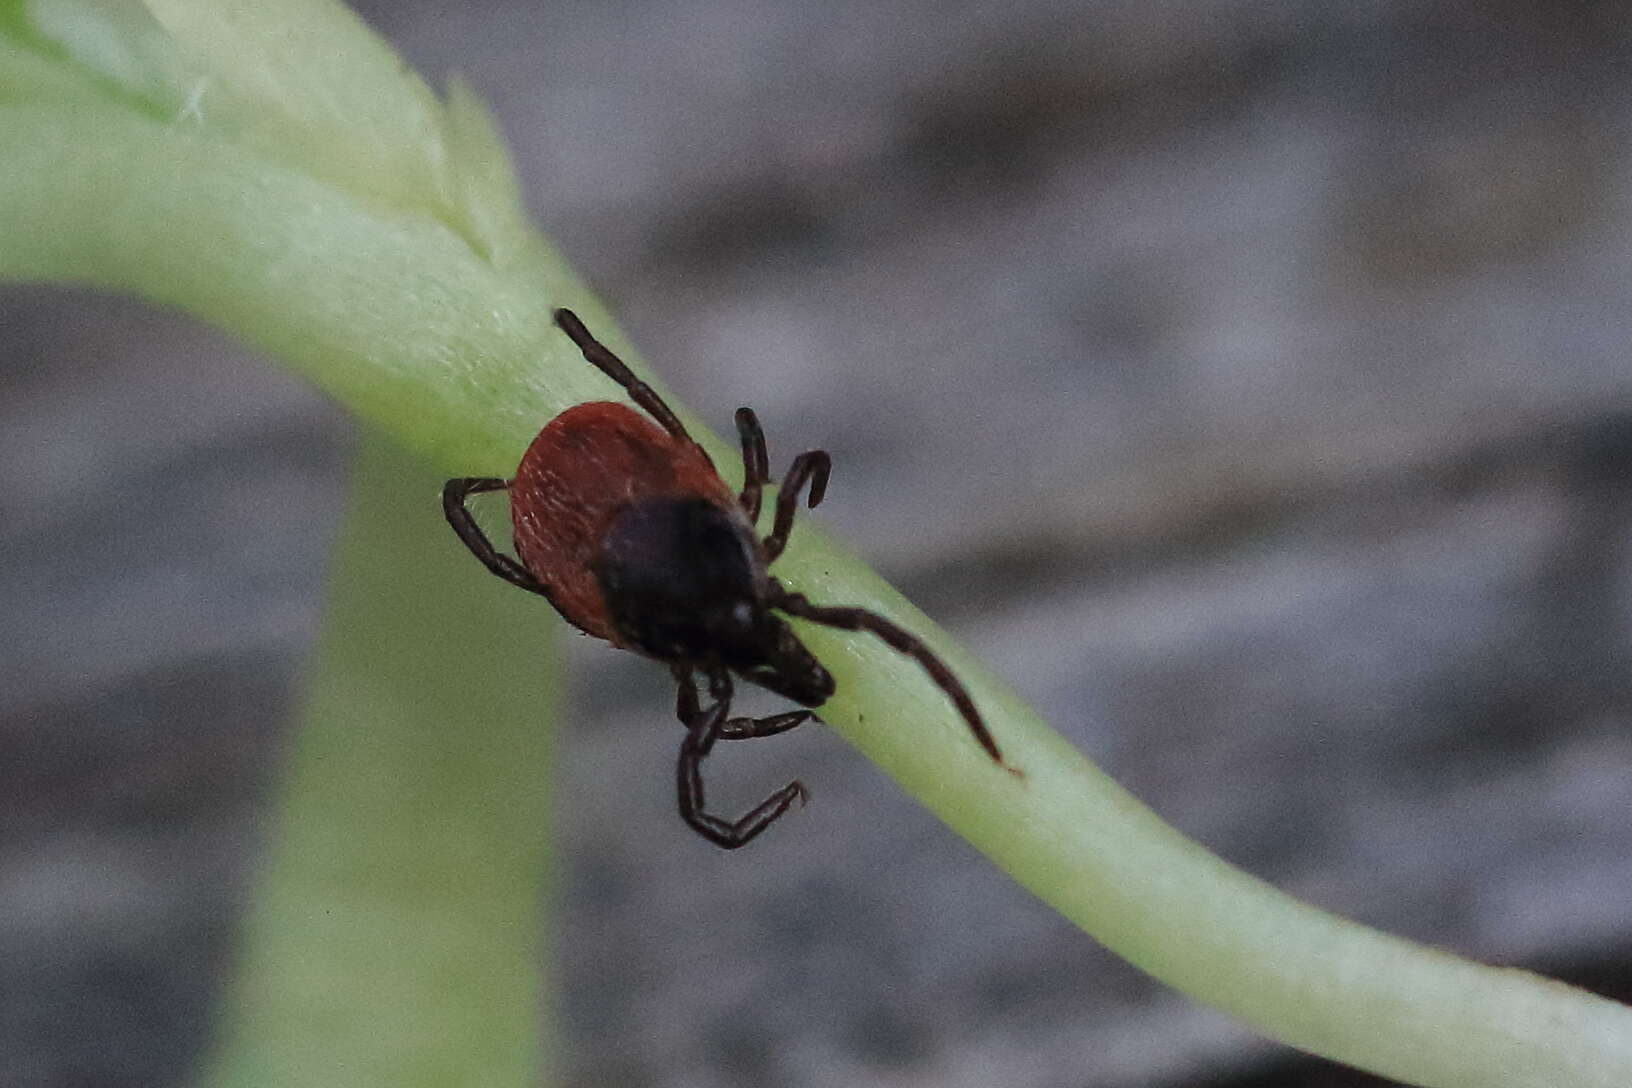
[509,401,736,642]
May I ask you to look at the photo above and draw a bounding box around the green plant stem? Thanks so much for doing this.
[3,5,1630,1085]
[199,429,558,1088]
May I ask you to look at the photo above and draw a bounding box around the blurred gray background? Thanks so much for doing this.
[4,1,1632,1085]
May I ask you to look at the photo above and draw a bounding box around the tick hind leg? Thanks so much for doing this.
[553,308,696,449]
[442,478,551,597]
[673,668,808,849]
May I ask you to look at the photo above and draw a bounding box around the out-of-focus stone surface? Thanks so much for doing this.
[4,2,1631,1085]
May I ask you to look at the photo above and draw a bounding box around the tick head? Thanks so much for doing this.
[737,617,835,707]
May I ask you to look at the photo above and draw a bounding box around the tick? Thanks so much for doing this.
[444,308,1003,849]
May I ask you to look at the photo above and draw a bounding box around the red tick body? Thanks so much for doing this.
[509,402,735,643]
[444,308,1003,849]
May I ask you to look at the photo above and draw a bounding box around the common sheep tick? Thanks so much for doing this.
[443,308,1004,849]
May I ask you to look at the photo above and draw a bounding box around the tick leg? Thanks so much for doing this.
[553,309,703,459]
[678,720,808,849]
[442,478,552,597]
[763,450,832,563]
[673,667,814,740]
[719,710,813,740]
[735,407,771,524]
[769,586,1005,765]
[672,668,808,849]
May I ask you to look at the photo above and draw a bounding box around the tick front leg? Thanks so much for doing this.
[718,710,812,740]
[677,731,808,850]
[442,478,552,597]
[672,668,808,849]
[770,585,1005,766]
[673,666,815,740]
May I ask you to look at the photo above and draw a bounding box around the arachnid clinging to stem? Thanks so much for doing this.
[444,309,1004,848]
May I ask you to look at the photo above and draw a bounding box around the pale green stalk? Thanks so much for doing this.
[2,2,1628,1085]
[201,429,558,1087]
